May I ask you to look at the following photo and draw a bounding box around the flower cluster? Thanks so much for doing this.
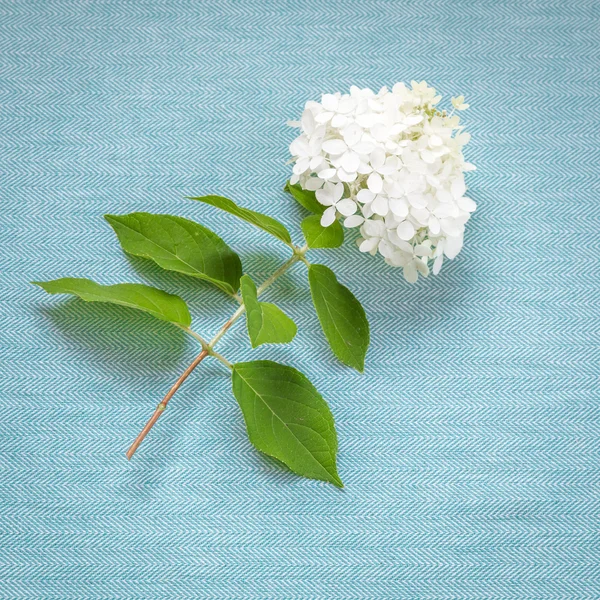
[288,82,476,282]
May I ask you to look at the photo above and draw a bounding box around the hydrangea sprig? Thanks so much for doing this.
[33,196,370,487]
[32,81,475,488]
[288,81,476,282]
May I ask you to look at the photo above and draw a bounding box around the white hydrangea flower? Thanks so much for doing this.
[288,81,476,282]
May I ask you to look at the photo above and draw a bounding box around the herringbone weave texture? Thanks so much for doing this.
[1,0,599,597]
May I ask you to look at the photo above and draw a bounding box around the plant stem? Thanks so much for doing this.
[125,349,209,460]
[125,244,308,459]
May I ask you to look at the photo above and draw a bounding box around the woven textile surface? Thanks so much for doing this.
[1,0,599,597]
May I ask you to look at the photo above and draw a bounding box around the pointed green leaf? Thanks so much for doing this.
[105,213,242,295]
[284,181,324,214]
[32,278,191,327]
[240,275,297,348]
[308,264,370,372]
[189,195,292,245]
[301,215,344,249]
[232,360,342,487]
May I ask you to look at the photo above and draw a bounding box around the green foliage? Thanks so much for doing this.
[301,215,344,249]
[32,278,191,327]
[284,181,324,214]
[190,195,292,245]
[33,182,379,487]
[105,213,242,295]
[231,360,342,487]
[240,275,297,348]
[308,264,370,372]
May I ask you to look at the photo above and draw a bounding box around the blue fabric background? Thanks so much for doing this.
[1,0,599,597]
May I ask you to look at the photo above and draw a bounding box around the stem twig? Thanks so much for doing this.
[126,244,308,459]
[125,349,208,460]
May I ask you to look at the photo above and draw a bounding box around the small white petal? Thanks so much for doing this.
[389,198,409,219]
[359,237,379,253]
[428,214,441,235]
[309,156,324,171]
[357,189,375,204]
[332,182,345,201]
[342,124,363,147]
[457,196,477,212]
[321,94,339,112]
[433,254,444,275]
[440,217,461,236]
[317,168,337,181]
[367,172,383,194]
[444,235,464,259]
[344,215,364,228]
[316,188,333,206]
[322,139,348,155]
[304,177,324,191]
[415,258,429,276]
[315,111,334,124]
[353,141,375,155]
[320,206,337,227]
[378,239,394,258]
[451,178,466,199]
[370,122,389,142]
[340,151,360,173]
[336,198,358,216]
[403,261,418,283]
[371,195,389,216]
[407,193,428,209]
[337,96,356,114]
[404,114,423,126]
[337,168,357,183]
[414,243,431,258]
[331,114,348,128]
[396,220,415,241]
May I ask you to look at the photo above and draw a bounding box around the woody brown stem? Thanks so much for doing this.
[126,349,209,459]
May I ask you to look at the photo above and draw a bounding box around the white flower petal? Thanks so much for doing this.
[357,189,375,204]
[359,237,379,253]
[340,151,360,173]
[337,168,357,183]
[451,178,466,199]
[444,235,463,259]
[403,261,418,283]
[337,198,358,216]
[372,195,389,216]
[344,215,364,228]
[367,172,383,194]
[321,94,339,112]
[457,196,477,212]
[389,198,409,219]
[322,139,348,155]
[331,114,348,128]
[317,168,337,181]
[428,214,441,235]
[396,220,415,241]
[304,177,324,191]
[320,206,337,227]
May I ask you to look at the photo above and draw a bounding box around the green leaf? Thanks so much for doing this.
[231,360,342,487]
[32,278,191,327]
[284,181,324,214]
[301,214,344,249]
[240,275,297,348]
[105,213,242,295]
[189,195,292,245]
[308,264,370,372]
